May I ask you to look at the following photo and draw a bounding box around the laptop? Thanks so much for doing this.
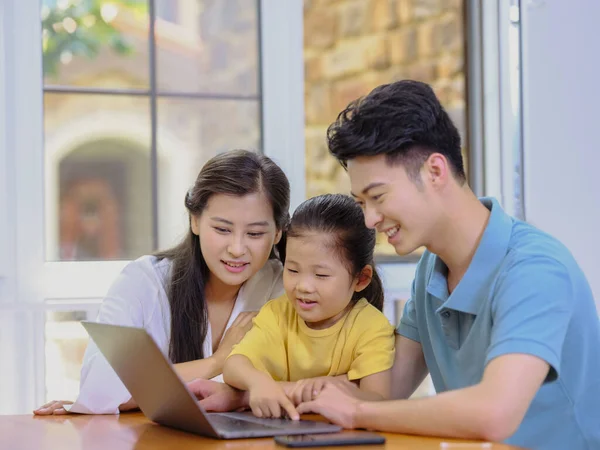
[81,321,342,439]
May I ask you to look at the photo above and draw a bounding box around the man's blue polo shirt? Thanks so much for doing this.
[398,197,600,449]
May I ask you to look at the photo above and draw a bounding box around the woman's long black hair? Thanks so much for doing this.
[155,150,290,363]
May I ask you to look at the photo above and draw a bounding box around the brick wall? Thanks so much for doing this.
[304,0,467,199]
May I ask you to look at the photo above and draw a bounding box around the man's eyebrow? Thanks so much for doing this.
[350,182,386,197]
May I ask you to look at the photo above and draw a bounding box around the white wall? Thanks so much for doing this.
[520,0,600,308]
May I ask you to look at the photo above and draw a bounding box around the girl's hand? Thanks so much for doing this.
[296,382,362,429]
[33,400,73,415]
[288,377,332,406]
[249,378,299,420]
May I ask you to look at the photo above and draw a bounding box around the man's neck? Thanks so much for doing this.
[427,188,491,286]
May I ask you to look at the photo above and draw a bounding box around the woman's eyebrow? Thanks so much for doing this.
[210,217,270,227]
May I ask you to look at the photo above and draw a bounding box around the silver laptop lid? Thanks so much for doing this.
[81,321,219,437]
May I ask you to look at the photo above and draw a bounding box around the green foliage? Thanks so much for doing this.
[42,0,147,77]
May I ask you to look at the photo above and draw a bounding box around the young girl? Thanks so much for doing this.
[35,150,290,415]
[223,193,395,420]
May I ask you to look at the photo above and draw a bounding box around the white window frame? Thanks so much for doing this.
[0,0,304,414]
[475,0,524,216]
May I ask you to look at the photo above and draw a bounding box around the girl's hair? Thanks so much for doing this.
[286,193,384,311]
[156,150,290,363]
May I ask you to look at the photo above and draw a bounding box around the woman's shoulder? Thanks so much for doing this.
[108,255,171,302]
[94,255,171,328]
[238,259,284,309]
[120,255,170,282]
[256,259,284,283]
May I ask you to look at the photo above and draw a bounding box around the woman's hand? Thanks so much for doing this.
[213,312,258,364]
[33,400,73,415]
[249,377,299,420]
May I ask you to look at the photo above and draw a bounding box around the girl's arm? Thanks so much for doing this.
[287,371,391,406]
[357,368,392,400]
[224,355,299,419]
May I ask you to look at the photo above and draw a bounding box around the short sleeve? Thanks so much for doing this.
[486,256,573,382]
[228,298,288,381]
[396,278,420,343]
[348,313,396,380]
[68,260,155,414]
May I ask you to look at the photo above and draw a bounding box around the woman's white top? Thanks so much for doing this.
[68,255,284,414]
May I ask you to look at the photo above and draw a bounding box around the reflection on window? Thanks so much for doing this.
[42,0,262,261]
[44,94,152,261]
[45,310,94,403]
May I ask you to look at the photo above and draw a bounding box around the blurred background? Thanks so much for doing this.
[0,0,598,414]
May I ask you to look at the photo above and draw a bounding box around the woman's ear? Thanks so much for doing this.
[190,215,200,236]
[354,264,373,293]
[274,229,282,245]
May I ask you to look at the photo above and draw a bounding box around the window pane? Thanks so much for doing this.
[44,93,153,261]
[156,98,261,250]
[42,0,150,89]
[156,0,260,96]
[45,309,98,403]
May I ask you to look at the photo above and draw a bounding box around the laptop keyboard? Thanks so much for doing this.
[207,414,281,431]
[207,412,326,431]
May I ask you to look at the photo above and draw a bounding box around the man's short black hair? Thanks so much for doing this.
[327,80,465,184]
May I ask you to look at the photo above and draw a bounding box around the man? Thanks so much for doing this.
[196,81,600,449]
[295,81,600,449]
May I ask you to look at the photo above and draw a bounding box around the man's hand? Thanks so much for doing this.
[296,382,363,429]
[187,379,248,412]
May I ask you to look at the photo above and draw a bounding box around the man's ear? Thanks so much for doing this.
[354,264,373,292]
[422,152,451,188]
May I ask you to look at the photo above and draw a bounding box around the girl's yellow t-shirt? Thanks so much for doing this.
[228,295,395,381]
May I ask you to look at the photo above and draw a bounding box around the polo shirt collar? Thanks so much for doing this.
[427,197,514,315]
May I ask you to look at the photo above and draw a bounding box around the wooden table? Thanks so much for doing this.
[0,412,524,450]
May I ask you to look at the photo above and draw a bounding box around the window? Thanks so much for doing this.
[42,0,262,261]
[1,0,304,413]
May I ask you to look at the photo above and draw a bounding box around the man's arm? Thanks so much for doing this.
[298,353,548,442]
[390,334,429,400]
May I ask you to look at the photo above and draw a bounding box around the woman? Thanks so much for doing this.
[35,150,290,415]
